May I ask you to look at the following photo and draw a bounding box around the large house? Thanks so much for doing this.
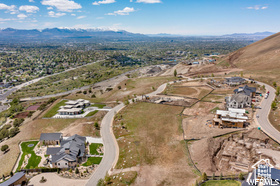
[225,94,252,109]
[225,77,246,86]
[45,134,86,168]
[58,99,90,116]
[213,108,248,128]
[39,133,62,145]
[234,85,256,98]
[0,172,27,186]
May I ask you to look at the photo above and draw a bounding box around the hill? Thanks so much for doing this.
[220,32,280,85]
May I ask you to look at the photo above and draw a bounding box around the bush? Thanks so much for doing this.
[13,118,24,127]
[27,111,35,118]
[83,90,87,94]
[9,127,20,137]
[238,173,244,180]
[1,145,9,152]
[118,86,121,90]
[202,172,207,181]
[75,168,79,174]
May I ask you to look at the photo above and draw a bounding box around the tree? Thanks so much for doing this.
[219,173,223,180]
[83,90,87,95]
[9,127,20,137]
[174,69,177,77]
[238,172,244,180]
[97,179,105,186]
[118,86,121,90]
[10,171,13,177]
[94,122,100,130]
[212,172,215,180]
[1,145,9,152]
[240,71,243,77]
[211,73,214,77]
[195,180,199,186]
[276,87,280,96]
[202,172,207,181]
[271,101,277,110]
[273,82,277,87]
[75,168,79,174]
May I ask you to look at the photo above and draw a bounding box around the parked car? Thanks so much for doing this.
[265,93,269,99]
[255,106,262,109]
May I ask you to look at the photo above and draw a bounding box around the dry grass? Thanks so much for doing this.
[113,102,197,185]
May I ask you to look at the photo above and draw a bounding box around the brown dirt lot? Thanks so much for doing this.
[182,102,241,139]
[113,102,197,186]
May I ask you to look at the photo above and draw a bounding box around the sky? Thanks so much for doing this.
[0,0,279,35]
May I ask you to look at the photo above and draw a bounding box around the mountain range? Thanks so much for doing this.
[0,28,147,39]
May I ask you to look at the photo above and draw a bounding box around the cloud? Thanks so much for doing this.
[96,17,104,19]
[0,18,14,22]
[136,0,161,3]
[107,7,135,16]
[71,13,76,16]
[41,0,82,12]
[92,0,116,5]
[29,0,35,2]
[17,13,28,19]
[246,5,268,10]
[48,11,66,17]
[77,15,86,19]
[47,7,53,10]
[19,5,39,13]
[0,3,17,14]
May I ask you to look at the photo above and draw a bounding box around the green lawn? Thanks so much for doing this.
[85,110,98,117]
[17,141,41,170]
[89,143,103,155]
[82,157,102,166]
[43,100,67,118]
[201,180,241,186]
[92,104,106,108]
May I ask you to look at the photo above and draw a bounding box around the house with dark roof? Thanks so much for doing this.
[234,85,256,98]
[0,172,27,186]
[225,94,252,109]
[225,77,246,86]
[45,134,86,168]
[39,133,62,146]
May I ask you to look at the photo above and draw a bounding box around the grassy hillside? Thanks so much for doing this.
[218,32,280,85]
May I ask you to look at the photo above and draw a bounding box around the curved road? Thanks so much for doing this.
[255,81,280,143]
[86,81,170,186]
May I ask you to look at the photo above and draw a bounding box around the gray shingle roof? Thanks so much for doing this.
[46,147,63,155]
[0,172,25,186]
[40,133,62,141]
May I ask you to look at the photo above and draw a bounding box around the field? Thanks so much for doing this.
[102,171,137,186]
[113,102,197,185]
[201,180,241,186]
[17,141,41,170]
[66,76,177,103]
[43,100,67,118]
[82,157,102,166]
[164,81,213,100]
[89,143,103,155]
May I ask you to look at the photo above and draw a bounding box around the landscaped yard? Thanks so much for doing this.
[85,110,98,117]
[201,180,241,186]
[17,141,41,170]
[82,157,102,166]
[43,100,67,118]
[92,104,106,108]
[89,143,103,155]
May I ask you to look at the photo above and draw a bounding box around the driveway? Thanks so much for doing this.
[29,173,88,186]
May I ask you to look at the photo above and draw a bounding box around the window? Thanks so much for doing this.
[65,163,67,165]
[58,163,60,165]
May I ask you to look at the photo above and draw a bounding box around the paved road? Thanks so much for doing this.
[86,103,125,186]
[86,79,171,186]
[255,81,280,143]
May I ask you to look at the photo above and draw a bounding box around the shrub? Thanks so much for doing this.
[202,172,207,181]
[75,168,79,174]
[118,86,121,90]
[9,127,20,137]
[239,172,244,180]
[1,145,9,152]
[13,118,24,127]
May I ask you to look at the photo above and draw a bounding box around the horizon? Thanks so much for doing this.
[0,0,279,35]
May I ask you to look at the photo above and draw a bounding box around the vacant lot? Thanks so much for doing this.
[66,76,176,103]
[182,102,240,139]
[164,81,213,100]
[113,102,197,185]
